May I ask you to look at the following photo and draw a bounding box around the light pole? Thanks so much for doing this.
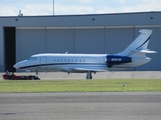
[53,0,54,15]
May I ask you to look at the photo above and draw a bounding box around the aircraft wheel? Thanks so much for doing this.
[31,77,35,80]
[86,71,92,79]
[86,76,92,79]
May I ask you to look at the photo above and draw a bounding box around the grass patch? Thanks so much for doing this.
[0,79,161,93]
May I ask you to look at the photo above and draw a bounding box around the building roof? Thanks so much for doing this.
[0,11,161,28]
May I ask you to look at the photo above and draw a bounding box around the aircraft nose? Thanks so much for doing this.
[13,63,20,69]
[13,60,27,69]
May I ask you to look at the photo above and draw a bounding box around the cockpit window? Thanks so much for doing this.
[28,57,37,60]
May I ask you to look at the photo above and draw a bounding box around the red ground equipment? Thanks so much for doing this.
[2,73,40,80]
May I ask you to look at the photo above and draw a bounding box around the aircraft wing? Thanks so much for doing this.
[70,68,106,72]
[61,67,106,72]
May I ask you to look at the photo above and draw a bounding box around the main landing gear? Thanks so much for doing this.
[36,70,38,76]
[86,71,92,79]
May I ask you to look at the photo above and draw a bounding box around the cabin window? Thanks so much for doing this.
[28,57,37,60]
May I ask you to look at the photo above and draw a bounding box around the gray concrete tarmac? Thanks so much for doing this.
[1,71,161,80]
[0,92,161,120]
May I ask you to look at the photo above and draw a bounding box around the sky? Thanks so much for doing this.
[0,0,161,16]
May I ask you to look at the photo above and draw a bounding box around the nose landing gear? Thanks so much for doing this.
[36,70,38,76]
[86,71,92,79]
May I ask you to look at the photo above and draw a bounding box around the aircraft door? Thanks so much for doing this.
[40,57,47,71]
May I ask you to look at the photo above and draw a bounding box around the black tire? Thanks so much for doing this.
[31,77,35,80]
[86,76,92,79]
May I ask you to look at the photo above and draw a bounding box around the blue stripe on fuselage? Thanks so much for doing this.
[18,63,107,69]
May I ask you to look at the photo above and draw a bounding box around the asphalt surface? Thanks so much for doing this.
[0,92,161,120]
[1,71,161,80]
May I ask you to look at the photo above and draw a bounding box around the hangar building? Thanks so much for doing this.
[0,12,161,72]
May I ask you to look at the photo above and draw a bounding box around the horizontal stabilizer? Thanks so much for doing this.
[133,49,157,54]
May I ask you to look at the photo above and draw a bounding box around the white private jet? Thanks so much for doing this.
[14,29,156,79]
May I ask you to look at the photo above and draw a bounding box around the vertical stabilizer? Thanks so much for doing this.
[118,29,156,57]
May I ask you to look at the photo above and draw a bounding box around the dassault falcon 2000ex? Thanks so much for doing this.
[14,29,156,79]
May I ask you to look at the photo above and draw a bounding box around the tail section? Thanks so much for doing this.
[118,29,156,57]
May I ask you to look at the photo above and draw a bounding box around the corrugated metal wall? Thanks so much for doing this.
[46,29,74,53]
[16,29,46,62]
[134,27,161,70]
[1,12,161,72]
[0,27,4,71]
[16,27,160,70]
[74,29,104,53]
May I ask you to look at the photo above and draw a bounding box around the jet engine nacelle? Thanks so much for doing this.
[106,55,132,68]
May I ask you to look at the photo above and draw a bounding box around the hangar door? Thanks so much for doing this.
[16,28,74,63]
[4,27,16,72]
[16,28,46,63]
